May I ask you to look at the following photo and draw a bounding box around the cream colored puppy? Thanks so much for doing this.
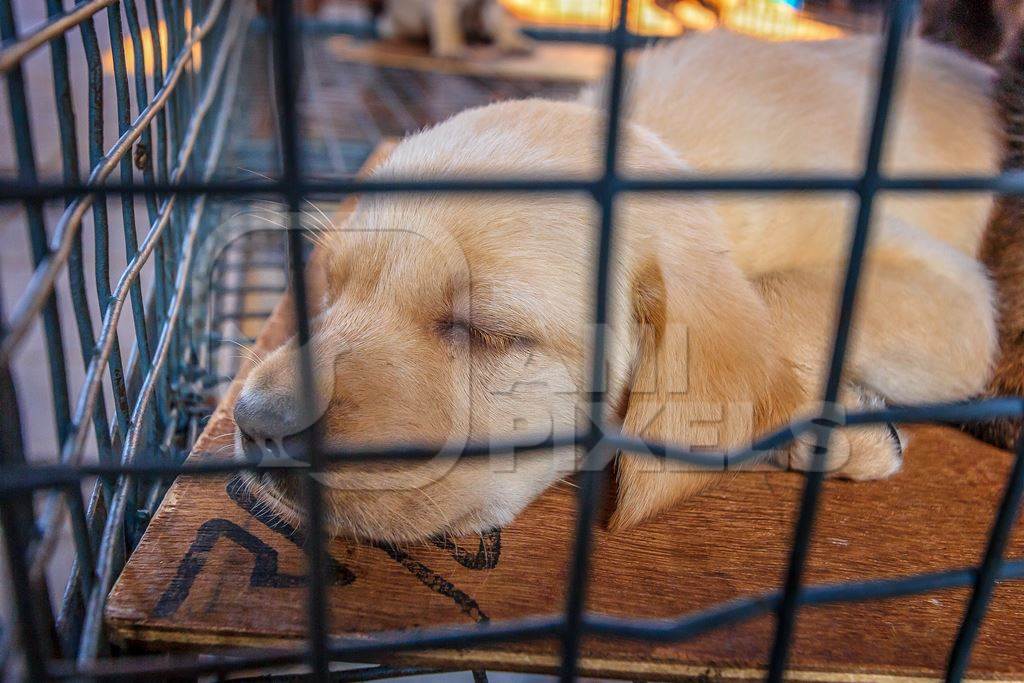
[234,32,998,543]
[375,0,533,58]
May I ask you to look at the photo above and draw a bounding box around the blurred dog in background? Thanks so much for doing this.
[259,0,533,59]
[369,0,534,58]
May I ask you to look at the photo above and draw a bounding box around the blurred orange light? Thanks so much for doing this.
[502,0,843,41]
[102,7,202,78]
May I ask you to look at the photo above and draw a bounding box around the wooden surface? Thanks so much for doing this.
[327,35,609,83]
[107,142,1024,681]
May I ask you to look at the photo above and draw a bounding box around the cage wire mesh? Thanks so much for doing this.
[1,0,1024,680]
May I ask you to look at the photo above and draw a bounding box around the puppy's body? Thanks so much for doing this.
[585,32,997,267]
[236,33,999,542]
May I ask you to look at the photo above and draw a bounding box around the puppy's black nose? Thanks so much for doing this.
[234,386,316,440]
[233,386,322,464]
[233,391,272,442]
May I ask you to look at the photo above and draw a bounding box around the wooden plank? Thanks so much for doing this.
[327,35,609,83]
[107,141,1024,681]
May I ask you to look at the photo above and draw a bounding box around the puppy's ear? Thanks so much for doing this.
[610,250,802,530]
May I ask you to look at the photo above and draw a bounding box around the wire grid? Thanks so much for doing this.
[0,0,251,676]
[1,0,1024,681]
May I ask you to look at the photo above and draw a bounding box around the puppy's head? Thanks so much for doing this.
[234,100,799,543]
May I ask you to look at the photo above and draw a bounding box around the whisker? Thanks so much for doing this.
[220,338,265,365]
[239,167,338,236]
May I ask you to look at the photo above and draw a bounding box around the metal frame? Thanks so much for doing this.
[1,0,1023,680]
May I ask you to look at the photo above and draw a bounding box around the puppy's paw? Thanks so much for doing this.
[779,384,905,480]
[834,419,905,480]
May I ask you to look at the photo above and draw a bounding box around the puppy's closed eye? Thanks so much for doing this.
[436,318,532,352]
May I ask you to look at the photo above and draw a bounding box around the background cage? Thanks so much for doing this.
[1,0,1023,681]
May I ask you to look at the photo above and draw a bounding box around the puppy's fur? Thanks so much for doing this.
[372,0,533,58]
[235,32,999,543]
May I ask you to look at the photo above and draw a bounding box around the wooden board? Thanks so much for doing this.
[107,142,1024,681]
[327,35,609,83]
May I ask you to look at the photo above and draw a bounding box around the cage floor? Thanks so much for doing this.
[214,31,579,181]
[107,141,1024,682]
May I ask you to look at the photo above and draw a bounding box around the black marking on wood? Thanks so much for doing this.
[153,518,309,617]
[372,541,490,623]
[215,474,489,622]
[430,529,501,570]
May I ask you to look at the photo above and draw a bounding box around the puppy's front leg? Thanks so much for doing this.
[756,268,905,479]
[755,231,997,478]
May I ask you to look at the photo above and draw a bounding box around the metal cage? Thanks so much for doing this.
[1,0,1023,680]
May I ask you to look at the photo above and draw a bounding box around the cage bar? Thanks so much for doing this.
[0,0,1022,679]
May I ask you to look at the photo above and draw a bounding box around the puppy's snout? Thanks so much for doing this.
[234,340,338,437]
[236,425,315,464]
[234,389,295,440]
[235,382,323,435]
[233,384,325,463]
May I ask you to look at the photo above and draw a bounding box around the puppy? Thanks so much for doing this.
[372,0,534,58]
[234,31,998,543]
